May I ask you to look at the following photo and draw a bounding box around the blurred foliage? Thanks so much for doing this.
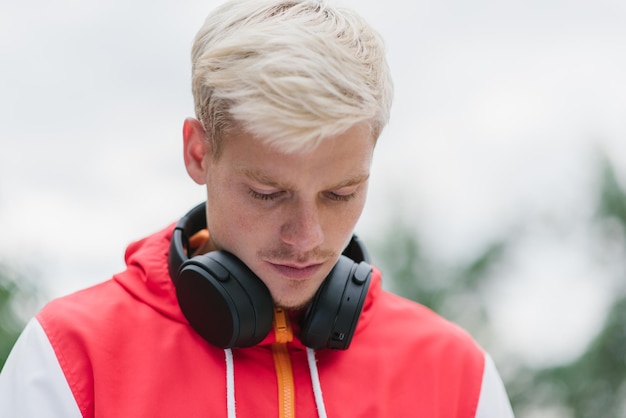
[374,218,507,347]
[599,156,626,225]
[517,158,626,418]
[373,156,626,418]
[529,296,626,417]
[0,264,42,370]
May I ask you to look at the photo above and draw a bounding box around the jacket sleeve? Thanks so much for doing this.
[0,318,82,418]
[475,353,515,417]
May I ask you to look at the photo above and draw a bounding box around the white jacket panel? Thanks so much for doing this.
[476,354,516,418]
[0,318,81,418]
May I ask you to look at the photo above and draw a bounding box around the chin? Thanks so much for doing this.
[273,294,315,312]
[278,303,308,312]
[267,275,324,312]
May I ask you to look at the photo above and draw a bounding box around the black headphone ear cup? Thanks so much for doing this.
[175,251,274,348]
[300,256,372,350]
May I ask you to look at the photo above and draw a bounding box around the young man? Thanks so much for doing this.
[0,0,514,416]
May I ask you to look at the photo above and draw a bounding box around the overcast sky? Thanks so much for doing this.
[2,0,625,367]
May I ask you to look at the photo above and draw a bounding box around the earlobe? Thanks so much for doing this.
[183,118,211,185]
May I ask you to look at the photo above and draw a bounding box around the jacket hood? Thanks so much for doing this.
[114,223,381,349]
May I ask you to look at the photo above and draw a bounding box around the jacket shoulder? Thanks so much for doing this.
[37,279,129,330]
[372,290,482,349]
[356,289,487,416]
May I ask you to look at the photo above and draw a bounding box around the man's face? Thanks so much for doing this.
[187,121,374,310]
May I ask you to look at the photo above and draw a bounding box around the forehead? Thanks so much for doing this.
[219,123,375,186]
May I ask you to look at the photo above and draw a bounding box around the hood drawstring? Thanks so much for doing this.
[306,347,328,418]
[225,348,236,418]
[223,347,328,418]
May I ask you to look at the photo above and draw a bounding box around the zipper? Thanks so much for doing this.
[272,307,295,418]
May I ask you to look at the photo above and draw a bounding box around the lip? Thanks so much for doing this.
[266,262,324,280]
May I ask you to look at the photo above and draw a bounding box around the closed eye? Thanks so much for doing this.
[325,191,357,202]
[248,189,284,201]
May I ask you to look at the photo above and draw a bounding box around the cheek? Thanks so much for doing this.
[205,185,270,250]
[341,190,368,223]
[322,198,368,243]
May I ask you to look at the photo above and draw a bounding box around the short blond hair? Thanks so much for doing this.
[191,0,393,154]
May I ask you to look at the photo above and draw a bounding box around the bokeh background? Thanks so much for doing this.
[2,0,626,416]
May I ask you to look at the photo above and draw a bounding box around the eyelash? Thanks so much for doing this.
[326,191,357,202]
[248,190,356,202]
[248,189,282,201]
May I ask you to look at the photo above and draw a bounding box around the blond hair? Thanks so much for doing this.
[191,0,393,154]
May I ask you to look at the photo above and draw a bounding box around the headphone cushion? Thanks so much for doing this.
[176,251,274,348]
[300,256,372,350]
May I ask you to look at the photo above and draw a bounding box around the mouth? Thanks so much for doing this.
[266,261,324,280]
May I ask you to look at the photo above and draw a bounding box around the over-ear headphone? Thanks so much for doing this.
[168,202,372,350]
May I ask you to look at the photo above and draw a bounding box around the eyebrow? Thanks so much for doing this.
[239,167,369,191]
[240,167,295,190]
[332,173,370,189]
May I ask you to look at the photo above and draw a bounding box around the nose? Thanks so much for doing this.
[279,200,324,253]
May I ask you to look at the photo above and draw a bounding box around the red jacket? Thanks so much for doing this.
[0,224,514,417]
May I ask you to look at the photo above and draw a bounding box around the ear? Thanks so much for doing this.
[183,118,212,185]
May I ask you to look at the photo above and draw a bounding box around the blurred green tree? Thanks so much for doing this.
[0,264,42,370]
[371,154,626,418]
[520,157,626,418]
[373,220,507,345]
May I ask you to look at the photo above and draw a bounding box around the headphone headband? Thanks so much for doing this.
[168,203,208,286]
